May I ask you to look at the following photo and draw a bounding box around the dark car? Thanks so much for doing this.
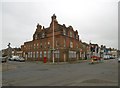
[109,56,115,59]
[1,57,7,63]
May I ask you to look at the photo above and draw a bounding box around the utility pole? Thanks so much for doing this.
[53,19,55,63]
[7,43,11,60]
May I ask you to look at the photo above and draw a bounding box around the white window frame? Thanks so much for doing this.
[42,33,45,38]
[40,51,42,58]
[63,29,66,35]
[44,51,46,57]
[70,31,72,37]
[35,34,37,40]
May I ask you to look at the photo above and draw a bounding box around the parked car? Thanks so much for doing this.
[103,55,110,60]
[109,56,115,59]
[18,57,25,62]
[9,56,19,61]
[9,57,15,61]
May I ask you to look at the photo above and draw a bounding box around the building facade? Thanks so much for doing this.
[21,14,82,62]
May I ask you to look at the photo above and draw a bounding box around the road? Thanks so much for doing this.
[2,59,118,86]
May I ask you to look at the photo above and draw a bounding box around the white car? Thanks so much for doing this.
[103,55,110,60]
[9,57,15,61]
[9,56,19,61]
[18,57,25,62]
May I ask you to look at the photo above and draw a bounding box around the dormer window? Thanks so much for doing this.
[42,33,45,38]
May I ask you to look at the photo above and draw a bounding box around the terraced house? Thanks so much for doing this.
[21,14,83,62]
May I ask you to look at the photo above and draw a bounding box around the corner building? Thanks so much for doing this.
[21,14,82,62]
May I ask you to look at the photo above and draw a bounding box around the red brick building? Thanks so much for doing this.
[21,14,82,62]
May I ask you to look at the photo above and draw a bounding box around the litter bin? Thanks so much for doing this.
[44,57,47,63]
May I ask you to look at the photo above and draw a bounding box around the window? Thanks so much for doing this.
[54,50,60,58]
[31,52,32,58]
[37,43,39,47]
[28,52,30,58]
[40,51,42,58]
[70,31,72,37]
[76,44,78,48]
[63,29,66,35]
[76,35,78,39]
[73,52,76,58]
[36,43,39,49]
[44,51,46,57]
[48,42,50,48]
[56,41,58,47]
[33,52,35,58]
[48,51,51,59]
[70,41,73,48]
[69,51,76,58]
[48,42,50,45]
[42,33,45,38]
[35,34,37,39]
[31,45,32,49]
[34,44,36,50]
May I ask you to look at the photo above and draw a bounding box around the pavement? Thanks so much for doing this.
[2,59,118,86]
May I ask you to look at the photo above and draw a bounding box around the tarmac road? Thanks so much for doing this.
[2,59,118,86]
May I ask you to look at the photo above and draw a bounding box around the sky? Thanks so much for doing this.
[1,0,119,50]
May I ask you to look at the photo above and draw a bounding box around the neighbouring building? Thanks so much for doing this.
[21,14,82,62]
[89,43,100,57]
[12,48,23,57]
[2,47,22,57]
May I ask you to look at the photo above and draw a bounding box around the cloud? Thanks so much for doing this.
[1,0,118,50]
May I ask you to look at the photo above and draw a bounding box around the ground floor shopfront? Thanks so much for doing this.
[23,48,82,62]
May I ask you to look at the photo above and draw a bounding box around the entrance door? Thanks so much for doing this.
[77,53,79,60]
[64,54,66,62]
[25,54,28,60]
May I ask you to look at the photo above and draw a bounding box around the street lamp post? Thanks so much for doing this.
[53,19,55,63]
